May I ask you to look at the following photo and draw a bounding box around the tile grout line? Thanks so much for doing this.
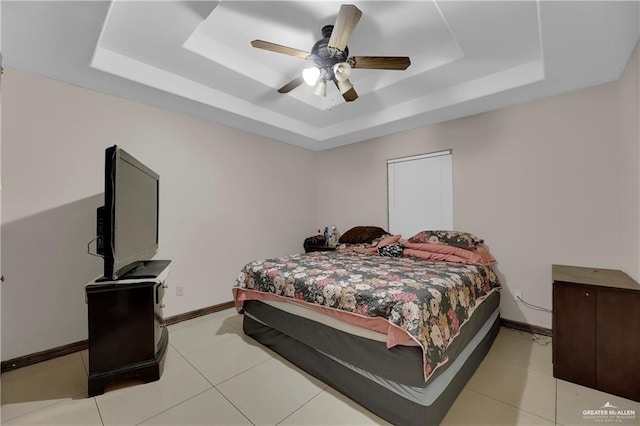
[142,320,268,424]
[132,387,212,426]
[169,324,247,361]
[485,347,554,378]
[0,390,90,425]
[93,397,105,426]
[129,342,215,425]
[201,344,326,425]
[464,387,556,424]
[275,387,329,425]
[486,354,554,378]
[174,332,275,393]
[211,386,256,426]
[166,342,219,390]
[212,356,274,388]
[554,378,558,425]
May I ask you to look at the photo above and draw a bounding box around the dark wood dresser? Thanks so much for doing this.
[552,264,640,402]
[86,262,170,396]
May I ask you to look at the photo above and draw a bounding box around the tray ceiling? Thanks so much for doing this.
[3,1,639,150]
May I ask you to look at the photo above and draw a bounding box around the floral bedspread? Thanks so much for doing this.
[234,251,501,379]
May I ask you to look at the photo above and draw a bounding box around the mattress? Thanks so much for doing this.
[258,299,420,345]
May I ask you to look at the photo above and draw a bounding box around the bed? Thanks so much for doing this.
[232,231,501,425]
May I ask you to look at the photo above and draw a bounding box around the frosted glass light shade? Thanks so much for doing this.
[333,62,352,82]
[337,79,353,94]
[302,67,321,86]
[313,79,327,97]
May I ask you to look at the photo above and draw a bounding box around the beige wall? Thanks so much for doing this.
[3,39,640,358]
[317,82,624,329]
[1,69,317,360]
[619,42,640,283]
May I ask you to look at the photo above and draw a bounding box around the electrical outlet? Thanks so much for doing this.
[176,286,184,297]
[515,290,523,302]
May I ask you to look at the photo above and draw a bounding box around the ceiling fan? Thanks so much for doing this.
[251,4,411,103]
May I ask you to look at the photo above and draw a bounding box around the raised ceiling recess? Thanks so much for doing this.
[3,1,639,150]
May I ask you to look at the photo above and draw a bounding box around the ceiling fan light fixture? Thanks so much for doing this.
[337,78,353,94]
[333,62,352,82]
[313,79,327,97]
[251,4,410,103]
[302,67,321,86]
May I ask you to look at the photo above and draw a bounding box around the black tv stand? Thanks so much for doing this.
[122,259,171,279]
[86,261,171,396]
[95,259,171,282]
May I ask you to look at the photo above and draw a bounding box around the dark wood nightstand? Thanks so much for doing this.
[552,264,640,402]
[303,235,337,253]
[304,244,336,253]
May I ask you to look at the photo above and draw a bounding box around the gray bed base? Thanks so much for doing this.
[242,312,501,425]
[242,291,499,387]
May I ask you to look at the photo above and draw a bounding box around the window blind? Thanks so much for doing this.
[387,150,453,238]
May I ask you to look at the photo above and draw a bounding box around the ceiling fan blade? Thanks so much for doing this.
[278,76,305,94]
[351,56,411,70]
[341,86,358,102]
[328,4,362,51]
[251,40,310,59]
[334,79,358,102]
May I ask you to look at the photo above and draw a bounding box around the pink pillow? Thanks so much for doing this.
[401,241,495,265]
[475,246,496,264]
[374,234,402,248]
[352,246,379,255]
[403,249,469,264]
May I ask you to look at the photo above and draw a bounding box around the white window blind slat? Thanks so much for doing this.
[387,151,453,238]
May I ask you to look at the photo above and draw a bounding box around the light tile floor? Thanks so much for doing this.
[1,309,638,425]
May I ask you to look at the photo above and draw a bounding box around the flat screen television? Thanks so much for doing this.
[96,145,159,280]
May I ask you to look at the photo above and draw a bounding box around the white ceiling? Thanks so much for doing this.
[2,1,639,151]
